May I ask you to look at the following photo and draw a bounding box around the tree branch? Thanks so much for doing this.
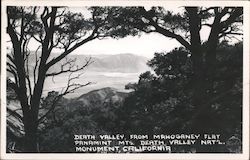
[33,45,41,85]
[219,31,243,38]
[219,7,243,30]
[150,19,191,49]
[199,7,218,14]
[7,108,23,120]
[7,54,15,65]
[46,57,93,77]
[7,77,19,92]
[201,23,212,27]
[141,7,191,50]
[45,27,98,69]
[38,72,91,123]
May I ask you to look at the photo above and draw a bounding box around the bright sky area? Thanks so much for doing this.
[71,6,183,58]
[6,6,216,59]
[59,6,211,58]
[72,33,182,58]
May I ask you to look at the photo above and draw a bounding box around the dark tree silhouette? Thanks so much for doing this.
[6,6,128,152]
[104,6,243,131]
[118,42,242,152]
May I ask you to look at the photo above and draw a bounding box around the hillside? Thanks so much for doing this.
[68,87,128,110]
[6,87,128,141]
[78,87,127,102]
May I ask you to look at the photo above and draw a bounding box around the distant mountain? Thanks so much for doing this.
[68,87,128,110]
[86,53,149,72]
[23,52,150,74]
[77,87,127,102]
[52,53,149,73]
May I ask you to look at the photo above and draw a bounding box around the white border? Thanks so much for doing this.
[1,1,249,160]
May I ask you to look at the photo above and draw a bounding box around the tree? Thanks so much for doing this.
[6,6,128,152]
[119,42,242,152]
[119,47,193,135]
[105,6,243,131]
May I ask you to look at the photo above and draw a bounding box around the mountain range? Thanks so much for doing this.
[7,52,150,77]
[50,53,150,73]
[17,52,149,74]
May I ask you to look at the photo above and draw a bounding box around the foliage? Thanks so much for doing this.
[117,42,242,152]
[38,89,125,152]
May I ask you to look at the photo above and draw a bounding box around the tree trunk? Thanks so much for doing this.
[22,111,39,152]
[186,7,206,108]
[21,71,47,152]
[205,25,220,95]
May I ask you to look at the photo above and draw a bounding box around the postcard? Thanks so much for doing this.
[1,0,249,159]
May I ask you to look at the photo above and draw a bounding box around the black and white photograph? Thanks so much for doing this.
[1,0,249,159]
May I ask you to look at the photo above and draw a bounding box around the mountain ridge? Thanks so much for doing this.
[22,52,150,73]
[66,53,149,73]
[71,87,128,109]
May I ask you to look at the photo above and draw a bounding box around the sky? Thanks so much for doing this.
[6,26,212,59]
[70,6,183,58]
[6,6,230,59]
[72,33,181,58]
[6,6,186,59]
